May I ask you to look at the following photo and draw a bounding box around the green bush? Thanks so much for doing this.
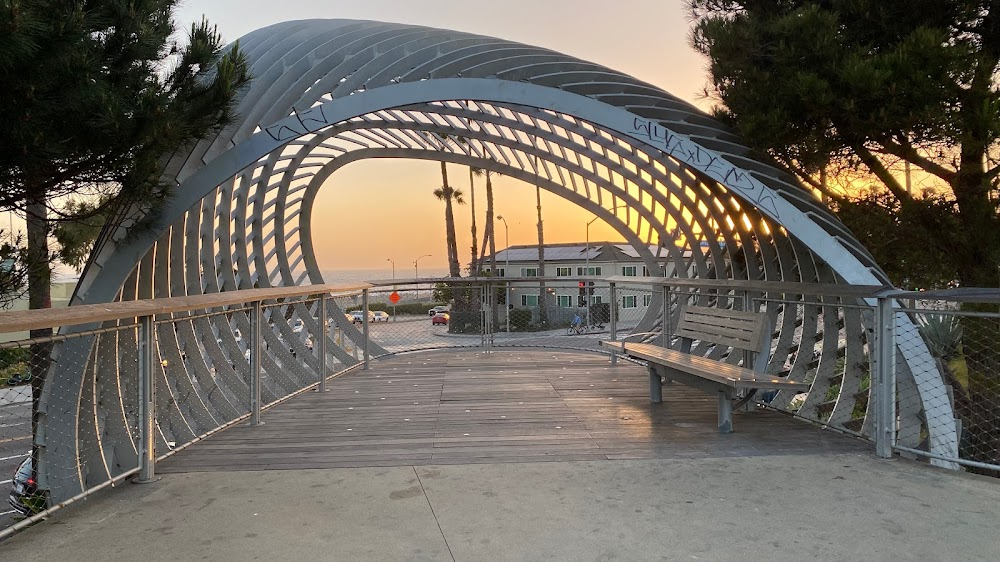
[0,351,28,386]
[510,308,533,331]
[448,311,481,334]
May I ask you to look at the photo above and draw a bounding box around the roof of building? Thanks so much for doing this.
[486,242,673,264]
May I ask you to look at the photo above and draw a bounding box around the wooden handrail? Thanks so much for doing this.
[0,283,372,333]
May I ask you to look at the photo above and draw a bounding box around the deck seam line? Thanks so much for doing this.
[413,466,456,562]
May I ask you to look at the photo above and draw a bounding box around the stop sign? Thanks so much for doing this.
[389,291,401,304]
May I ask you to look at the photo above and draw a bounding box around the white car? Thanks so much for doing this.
[372,311,390,322]
[350,310,375,323]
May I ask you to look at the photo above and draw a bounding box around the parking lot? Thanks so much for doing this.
[0,387,31,528]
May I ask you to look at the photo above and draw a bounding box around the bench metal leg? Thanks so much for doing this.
[718,391,733,434]
[649,366,662,403]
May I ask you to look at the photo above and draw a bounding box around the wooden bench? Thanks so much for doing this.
[601,304,810,433]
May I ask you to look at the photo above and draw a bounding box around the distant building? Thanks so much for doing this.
[0,276,78,343]
[480,242,678,325]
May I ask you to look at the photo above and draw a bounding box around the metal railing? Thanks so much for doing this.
[0,283,369,538]
[880,288,1000,475]
[2,277,995,538]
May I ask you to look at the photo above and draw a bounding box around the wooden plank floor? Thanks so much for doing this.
[158,350,867,473]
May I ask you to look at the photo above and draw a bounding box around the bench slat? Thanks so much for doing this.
[674,328,758,352]
[675,305,769,349]
[682,305,761,322]
[679,305,771,352]
[621,343,810,391]
[682,312,760,332]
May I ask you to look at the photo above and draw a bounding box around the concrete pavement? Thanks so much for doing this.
[3,452,999,561]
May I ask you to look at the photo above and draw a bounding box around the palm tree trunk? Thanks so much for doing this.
[535,182,547,327]
[26,188,52,484]
[486,172,498,328]
[440,162,460,278]
[469,167,478,275]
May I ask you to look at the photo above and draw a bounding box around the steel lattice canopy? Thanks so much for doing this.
[36,19,957,501]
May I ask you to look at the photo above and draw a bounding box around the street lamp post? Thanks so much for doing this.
[497,215,510,333]
[387,258,396,321]
[414,254,431,301]
[584,206,627,331]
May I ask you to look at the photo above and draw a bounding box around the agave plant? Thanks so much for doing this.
[918,313,963,360]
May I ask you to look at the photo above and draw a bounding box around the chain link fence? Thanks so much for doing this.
[892,295,1000,476]
[3,281,993,537]
[0,287,366,537]
[1,325,138,531]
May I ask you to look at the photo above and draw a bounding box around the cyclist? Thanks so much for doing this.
[570,313,584,334]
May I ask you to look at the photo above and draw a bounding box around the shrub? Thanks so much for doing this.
[510,308,533,331]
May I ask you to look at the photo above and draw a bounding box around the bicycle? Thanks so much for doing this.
[567,322,585,335]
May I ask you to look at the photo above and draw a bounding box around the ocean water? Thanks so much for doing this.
[320,267,450,285]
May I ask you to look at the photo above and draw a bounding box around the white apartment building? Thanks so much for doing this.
[480,242,670,325]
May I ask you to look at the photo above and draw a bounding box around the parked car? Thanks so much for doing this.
[431,312,450,326]
[351,310,375,324]
[8,457,37,516]
[371,311,390,322]
[292,319,304,333]
[428,305,450,317]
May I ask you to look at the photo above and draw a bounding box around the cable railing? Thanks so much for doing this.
[2,277,996,538]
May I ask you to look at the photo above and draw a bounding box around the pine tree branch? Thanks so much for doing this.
[879,140,957,183]
[853,144,913,203]
[773,156,848,203]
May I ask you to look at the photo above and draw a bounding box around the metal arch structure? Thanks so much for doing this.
[41,19,958,499]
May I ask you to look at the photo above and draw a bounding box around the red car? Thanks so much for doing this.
[431,312,449,325]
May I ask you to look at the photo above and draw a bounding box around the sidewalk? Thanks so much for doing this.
[2,453,998,560]
[0,385,31,407]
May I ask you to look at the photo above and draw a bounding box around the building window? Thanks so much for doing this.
[622,295,637,309]
[643,294,651,307]
[492,267,505,277]
[521,294,539,306]
[576,266,602,276]
[557,295,572,308]
[622,265,637,277]
[642,266,650,277]
[521,267,538,277]
[556,267,572,277]
[591,295,602,305]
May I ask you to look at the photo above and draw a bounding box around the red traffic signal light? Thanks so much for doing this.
[578,281,586,288]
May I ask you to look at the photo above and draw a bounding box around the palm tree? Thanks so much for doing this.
[478,170,497,275]
[477,169,500,328]
[534,157,548,327]
[469,166,483,274]
[433,163,465,279]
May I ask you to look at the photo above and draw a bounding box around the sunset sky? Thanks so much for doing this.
[172,0,710,271]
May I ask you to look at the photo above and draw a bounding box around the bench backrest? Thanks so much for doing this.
[675,304,772,374]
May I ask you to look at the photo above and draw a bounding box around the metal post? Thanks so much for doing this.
[250,300,263,426]
[585,221,591,331]
[362,288,371,369]
[742,289,753,368]
[661,283,669,348]
[319,295,328,392]
[135,315,157,483]
[875,296,896,458]
[609,282,618,365]
[498,215,511,333]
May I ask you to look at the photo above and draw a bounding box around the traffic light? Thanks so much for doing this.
[578,281,586,296]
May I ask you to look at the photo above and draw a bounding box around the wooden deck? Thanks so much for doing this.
[158,350,867,472]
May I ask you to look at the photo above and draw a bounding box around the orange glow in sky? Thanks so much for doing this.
[173,1,710,271]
